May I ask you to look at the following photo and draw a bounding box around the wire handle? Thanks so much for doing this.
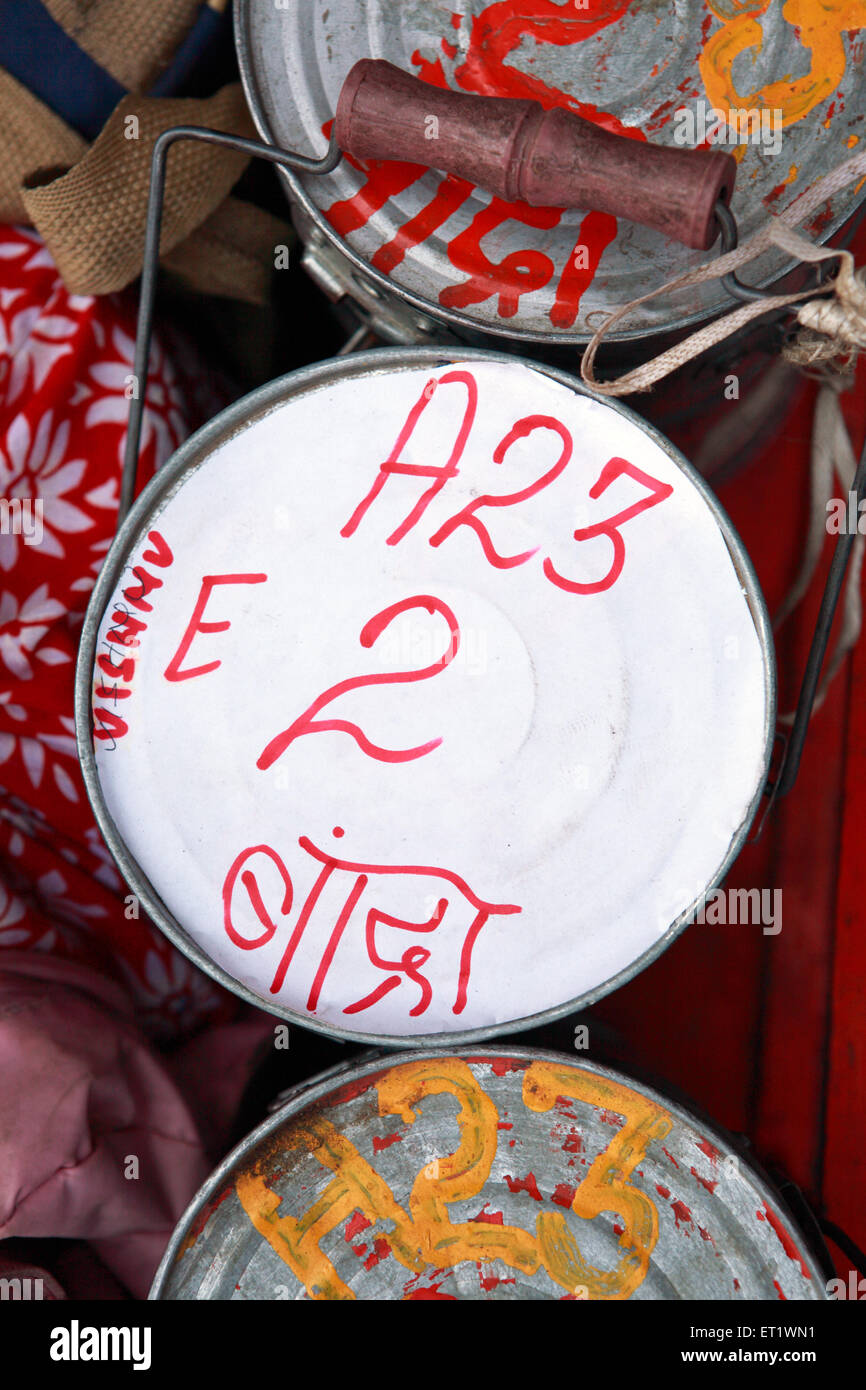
[119,123,341,523]
[767,430,866,803]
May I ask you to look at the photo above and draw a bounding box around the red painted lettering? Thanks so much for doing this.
[93,707,129,743]
[97,651,136,683]
[165,573,267,683]
[268,835,522,1017]
[544,458,673,595]
[372,175,474,275]
[141,530,174,568]
[429,414,572,568]
[439,199,560,318]
[551,212,618,330]
[107,607,146,648]
[122,565,164,614]
[343,900,446,1017]
[341,371,478,544]
[94,682,132,701]
[257,595,460,771]
[223,845,294,951]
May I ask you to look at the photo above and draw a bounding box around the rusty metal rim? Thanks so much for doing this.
[233,0,858,349]
[148,1045,828,1300]
[75,346,775,1050]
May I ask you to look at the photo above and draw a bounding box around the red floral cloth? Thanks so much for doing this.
[0,224,235,1039]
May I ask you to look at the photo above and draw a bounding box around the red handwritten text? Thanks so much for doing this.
[258,594,460,771]
[222,834,521,1019]
[342,370,477,544]
[544,458,673,596]
[324,2,641,328]
[165,573,268,683]
[94,530,174,746]
[341,372,673,594]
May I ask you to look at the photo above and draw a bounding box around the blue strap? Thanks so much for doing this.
[149,7,229,97]
[0,1,230,139]
[0,0,126,140]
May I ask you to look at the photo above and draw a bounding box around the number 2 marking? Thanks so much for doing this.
[428,414,573,568]
[257,594,460,771]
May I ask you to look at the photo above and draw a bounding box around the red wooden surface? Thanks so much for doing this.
[823,610,866,1250]
[592,346,866,1274]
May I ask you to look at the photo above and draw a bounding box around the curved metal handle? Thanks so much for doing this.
[119,123,341,524]
[772,430,866,800]
[335,59,736,251]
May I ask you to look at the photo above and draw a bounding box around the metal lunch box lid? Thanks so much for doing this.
[76,348,774,1046]
[236,0,866,346]
[150,1047,827,1300]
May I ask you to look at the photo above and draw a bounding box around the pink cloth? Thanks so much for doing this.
[0,952,271,1297]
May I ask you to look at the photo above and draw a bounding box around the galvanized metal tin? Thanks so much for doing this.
[236,0,866,348]
[76,348,774,1046]
[150,1047,827,1300]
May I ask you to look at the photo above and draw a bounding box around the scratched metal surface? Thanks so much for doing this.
[237,0,866,345]
[151,1050,827,1300]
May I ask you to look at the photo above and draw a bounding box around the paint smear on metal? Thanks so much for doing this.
[757,1204,812,1278]
[471,1204,504,1224]
[504,1172,544,1202]
[178,1184,233,1258]
[697,1137,721,1164]
[323,1,644,327]
[372,1132,403,1153]
[701,0,866,131]
[671,1198,694,1229]
[171,1056,820,1299]
[320,0,866,327]
[690,1165,719,1194]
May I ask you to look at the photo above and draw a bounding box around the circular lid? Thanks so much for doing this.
[80,350,772,1044]
[237,0,866,344]
[151,1049,826,1300]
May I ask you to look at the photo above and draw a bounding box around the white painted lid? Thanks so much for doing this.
[91,357,770,1038]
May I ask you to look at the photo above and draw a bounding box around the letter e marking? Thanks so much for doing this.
[165,573,267,682]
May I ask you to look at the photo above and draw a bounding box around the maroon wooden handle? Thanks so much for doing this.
[335,59,736,251]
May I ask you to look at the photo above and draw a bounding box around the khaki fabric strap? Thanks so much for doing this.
[164,196,290,303]
[0,69,87,223]
[0,0,287,306]
[17,84,284,304]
